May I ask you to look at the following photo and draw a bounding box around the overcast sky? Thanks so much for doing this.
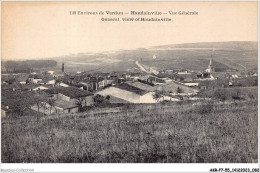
[2,1,258,61]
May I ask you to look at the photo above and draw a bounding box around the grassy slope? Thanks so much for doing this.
[57,41,257,72]
[1,99,258,163]
[141,49,257,71]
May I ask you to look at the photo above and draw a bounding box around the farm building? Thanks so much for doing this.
[47,100,79,114]
[148,74,172,84]
[97,83,157,103]
[44,86,94,107]
[160,81,199,96]
[28,74,43,84]
[97,80,187,103]
[88,77,111,91]
[55,100,79,113]
[31,86,94,115]
[126,81,156,92]
[127,80,198,96]
[19,84,53,92]
[30,99,79,115]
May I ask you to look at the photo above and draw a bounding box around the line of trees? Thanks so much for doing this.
[3,60,57,73]
[2,89,56,119]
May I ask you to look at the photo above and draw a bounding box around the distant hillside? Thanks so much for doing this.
[152,41,258,51]
[55,41,257,73]
[2,60,58,73]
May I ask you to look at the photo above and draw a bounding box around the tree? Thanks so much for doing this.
[7,78,16,85]
[177,87,183,94]
[93,94,105,105]
[29,92,48,121]
[11,97,30,116]
[75,97,84,112]
[153,90,165,103]
[2,90,47,117]
[55,79,61,86]
[214,88,227,102]
[231,88,241,100]
[47,99,55,115]
[26,78,31,84]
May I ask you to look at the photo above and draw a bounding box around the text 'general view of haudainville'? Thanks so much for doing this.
[1,41,258,163]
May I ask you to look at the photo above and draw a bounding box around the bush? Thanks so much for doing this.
[194,101,214,114]
[230,89,243,100]
[93,94,106,105]
[177,87,183,93]
[214,89,227,101]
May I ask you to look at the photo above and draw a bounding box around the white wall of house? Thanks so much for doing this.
[98,80,105,88]
[31,78,42,83]
[97,87,161,103]
[140,92,179,103]
[56,91,94,107]
[19,81,26,85]
[60,82,69,87]
[107,80,114,85]
[70,95,94,107]
[31,102,57,115]
[98,87,141,103]
[140,92,157,103]
[98,87,179,103]
[55,107,63,113]
[83,96,94,106]
[79,82,91,91]
[58,93,71,102]
[47,80,55,85]
[184,83,199,87]
[47,71,55,75]
[32,86,49,91]
[158,95,179,102]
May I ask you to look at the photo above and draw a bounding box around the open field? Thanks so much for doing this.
[141,49,257,72]
[54,41,257,73]
[2,97,257,163]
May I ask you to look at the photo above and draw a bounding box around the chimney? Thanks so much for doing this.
[62,63,64,72]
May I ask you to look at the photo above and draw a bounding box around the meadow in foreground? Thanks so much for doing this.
[1,98,257,163]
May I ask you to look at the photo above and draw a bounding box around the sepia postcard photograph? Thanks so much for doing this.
[0,0,259,172]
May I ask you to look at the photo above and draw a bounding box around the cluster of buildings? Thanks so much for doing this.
[1,56,257,117]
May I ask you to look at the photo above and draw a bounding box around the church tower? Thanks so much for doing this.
[62,63,64,72]
[209,56,213,66]
[206,52,215,73]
